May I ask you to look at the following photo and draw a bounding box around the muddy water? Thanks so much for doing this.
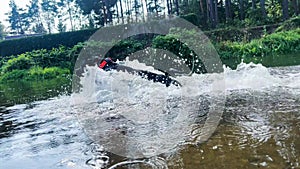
[171,88,300,169]
[0,64,299,169]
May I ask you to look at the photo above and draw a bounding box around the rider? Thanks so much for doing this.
[98,57,181,87]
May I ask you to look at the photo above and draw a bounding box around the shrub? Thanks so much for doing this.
[275,16,300,32]
[0,66,70,82]
[0,69,28,81]
[217,28,300,64]
[152,28,208,73]
[43,67,70,79]
[1,54,33,73]
[262,29,300,53]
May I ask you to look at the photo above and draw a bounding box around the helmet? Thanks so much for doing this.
[98,57,118,70]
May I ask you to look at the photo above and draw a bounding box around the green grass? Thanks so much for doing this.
[0,66,70,82]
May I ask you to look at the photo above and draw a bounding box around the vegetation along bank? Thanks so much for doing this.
[0,17,299,82]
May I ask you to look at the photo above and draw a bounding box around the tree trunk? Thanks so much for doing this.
[66,1,74,31]
[239,0,245,20]
[199,0,204,14]
[169,0,173,14]
[166,0,171,15]
[225,0,232,22]
[252,0,256,9]
[154,0,158,16]
[206,0,210,24]
[208,0,216,27]
[260,0,267,19]
[214,0,218,25]
[141,0,146,21]
[119,0,124,24]
[115,0,119,23]
[175,0,179,15]
[125,0,130,22]
[291,0,299,15]
[282,0,289,20]
[134,0,139,22]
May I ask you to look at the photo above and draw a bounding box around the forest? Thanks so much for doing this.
[0,0,299,36]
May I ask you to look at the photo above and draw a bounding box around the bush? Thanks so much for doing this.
[1,54,33,73]
[0,66,70,82]
[1,43,83,75]
[0,69,28,81]
[43,67,70,79]
[275,16,300,32]
[217,28,300,62]
[152,28,208,73]
[262,29,300,53]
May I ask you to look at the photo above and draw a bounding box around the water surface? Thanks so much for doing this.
[0,63,299,169]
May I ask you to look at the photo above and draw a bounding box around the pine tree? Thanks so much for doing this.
[7,0,30,34]
[27,0,46,33]
[58,0,76,31]
[57,19,67,32]
[41,0,58,33]
[0,22,5,40]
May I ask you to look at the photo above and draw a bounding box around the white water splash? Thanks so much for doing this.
[71,58,226,158]
[71,60,300,159]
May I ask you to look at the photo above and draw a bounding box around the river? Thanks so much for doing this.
[0,62,299,169]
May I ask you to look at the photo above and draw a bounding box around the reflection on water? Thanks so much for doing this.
[0,64,300,169]
[0,78,71,106]
[168,66,300,168]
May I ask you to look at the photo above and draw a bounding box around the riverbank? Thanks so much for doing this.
[218,28,300,68]
[0,27,299,83]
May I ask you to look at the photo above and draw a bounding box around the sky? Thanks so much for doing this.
[0,0,30,28]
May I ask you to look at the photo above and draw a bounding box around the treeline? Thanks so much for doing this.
[3,0,300,36]
[1,27,299,82]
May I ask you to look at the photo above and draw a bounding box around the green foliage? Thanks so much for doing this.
[0,25,299,82]
[0,66,70,82]
[1,54,33,73]
[217,28,300,62]
[262,29,300,53]
[245,9,267,26]
[27,66,70,80]
[152,28,207,73]
[207,27,248,42]
[28,46,73,69]
[75,0,117,26]
[0,42,83,82]
[1,46,77,72]
[275,16,300,32]
[180,13,200,26]
[41,0,58,33]
[104,34,155,60]
[42,67,70,79]
[7,0,29,34]
[267,2,282,23]
[0,69,28,81]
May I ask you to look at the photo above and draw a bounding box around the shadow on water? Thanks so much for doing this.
[0,78,72,107]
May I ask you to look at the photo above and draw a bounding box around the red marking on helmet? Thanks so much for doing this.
[99,60,107,69]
